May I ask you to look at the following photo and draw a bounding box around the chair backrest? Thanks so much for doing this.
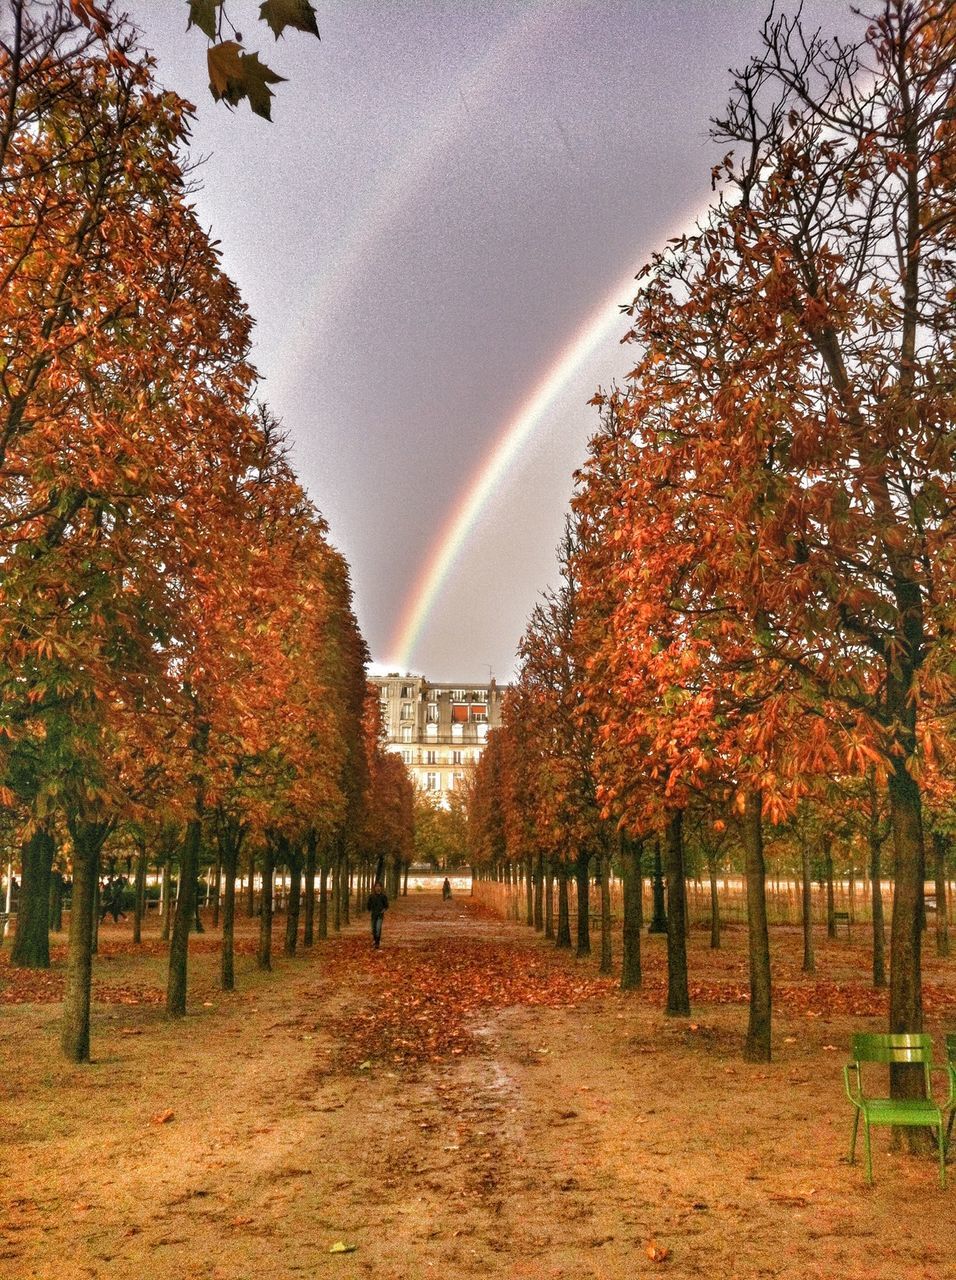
[851,1033,934,1064]
[946,1033,956,1064]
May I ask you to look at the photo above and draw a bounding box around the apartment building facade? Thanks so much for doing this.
[371,674,506,804]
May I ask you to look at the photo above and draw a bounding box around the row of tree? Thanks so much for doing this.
[0,2,415,1060]
[468,0,956,1081]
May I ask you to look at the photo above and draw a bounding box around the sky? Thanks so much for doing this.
[133,0,856,683]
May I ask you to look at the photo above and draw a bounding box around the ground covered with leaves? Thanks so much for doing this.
[2,893,955,1279]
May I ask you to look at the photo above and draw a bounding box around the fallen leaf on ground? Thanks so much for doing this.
[152,1110,175,1124]
[329,1241,358,1254]
[646,1241,671,1263]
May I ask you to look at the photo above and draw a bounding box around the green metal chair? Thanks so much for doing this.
[844,1033,952,1188]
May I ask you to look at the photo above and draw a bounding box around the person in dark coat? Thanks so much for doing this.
[100,876,126,923]
[367,882,388,948]
[442,877,452,901]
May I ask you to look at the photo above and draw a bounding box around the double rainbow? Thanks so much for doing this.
[386,190,723,671]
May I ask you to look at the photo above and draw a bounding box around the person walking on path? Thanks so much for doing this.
[100,875,127,924]
[442,877,452,901]
[367,882,388,948]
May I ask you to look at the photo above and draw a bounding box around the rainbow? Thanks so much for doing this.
[286,6,551,354]
[386,194,721,671]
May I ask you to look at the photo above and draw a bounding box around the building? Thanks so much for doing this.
[371,674,506,805]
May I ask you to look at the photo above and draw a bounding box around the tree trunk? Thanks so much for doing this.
[649,836,667,933]
[620,835,643,989]
[258,842,275,971]
[556,866,572,949]
[743,791,772,1062]
[221,841,238,991]
[211,852,222,930]
[60,823,104,1062]
[533,852,544,931]
[49,869,63,935]
[575,850,591,958]
[319,860,329,939]
[598,846,612,975]
[167,813,201,1017]
[284,846,303,958]
[707,848,720,950]
[333,847,342,932]
[933,831,949,958]
[664,812,690,1016]
[801,836,814,975]
[11,828,54,969]
[244,845,256,918]
[824,845,836,938]
[868,772,887,988]
[132,843,147,945]
[887,754,926,1122]
[160,854,172,942]
[303,833,317,947]
[342,853,351,924]
[193,867,205,934]
[544,861,554,939]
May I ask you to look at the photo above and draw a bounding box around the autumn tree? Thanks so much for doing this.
[575,1,956,1076]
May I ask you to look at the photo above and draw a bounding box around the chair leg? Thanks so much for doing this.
[939,1124,947,1190]
[849,1111,860,1165]
[863,1119,873,1185]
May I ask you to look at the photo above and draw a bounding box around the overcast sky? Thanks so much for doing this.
[133,1,858,683]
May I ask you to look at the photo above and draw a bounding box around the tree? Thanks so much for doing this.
[574,1,956,1078]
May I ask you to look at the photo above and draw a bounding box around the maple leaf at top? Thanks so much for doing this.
[207,40,245,103]
[239,51,287,120]
[207,43,286,118]
[259,0,320,39]
[187,0,222,40]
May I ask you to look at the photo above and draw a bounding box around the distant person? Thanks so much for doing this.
[442,877,452,901]
[366,881,388,949]
[101,876,126,923]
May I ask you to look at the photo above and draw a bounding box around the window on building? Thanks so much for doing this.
[425,750,437,765]
[451,722,463,740]
[425,721,437,738]
[401,750,412,765]
[477,724,488,741]
[401,684,414,698]
[453,771,464,789]
[426,772,439,791]
[401,727,412,743]
[452,750,462,765]
[470,704,487,723]
[400,702,414,720]
[426,702,439,723]
[471,690,486,702]
[451,688,466,702]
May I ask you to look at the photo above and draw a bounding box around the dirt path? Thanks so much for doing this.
[2,894,955,1279]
